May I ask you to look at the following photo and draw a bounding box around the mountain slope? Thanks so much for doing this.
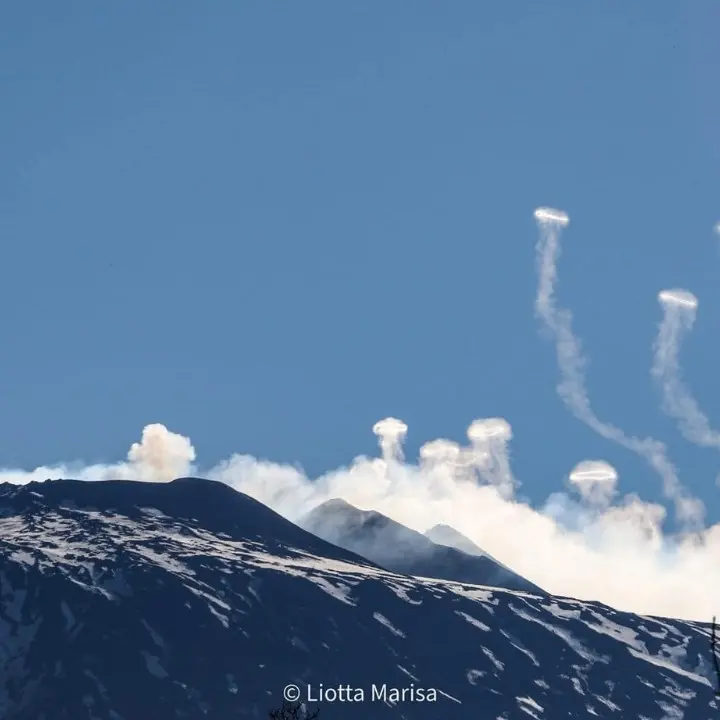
[0,478,715,719]
[424,523,487,556]
[424,523,525,580]
[300,498,544,594]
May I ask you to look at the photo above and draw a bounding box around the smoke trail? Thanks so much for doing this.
[568,460,618,510]
[651,289,720,448]
[533,208,703,528]
[467,418,516,498]
[372,417,408,464]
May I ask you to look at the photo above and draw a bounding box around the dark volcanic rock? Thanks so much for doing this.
[0,478,714,719]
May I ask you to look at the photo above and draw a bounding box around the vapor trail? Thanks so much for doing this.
[533,208,702,528]
[467,418,516,498]
[651,289,720,448]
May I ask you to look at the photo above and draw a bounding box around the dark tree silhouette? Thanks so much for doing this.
[269,699,320,719]
[711,616,720,698]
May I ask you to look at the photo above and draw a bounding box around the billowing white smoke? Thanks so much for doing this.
[652,289,720,449]
[0,423,196,485]
[4,418,720,621]
[533,208,703,528]
[127,424,197,481]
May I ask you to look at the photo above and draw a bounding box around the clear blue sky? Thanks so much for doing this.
[2,3,720,522]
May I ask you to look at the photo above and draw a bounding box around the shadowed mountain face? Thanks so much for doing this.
[424,523,487,556]
[424,523,527,579]
[299,498,545,595]
[0,478,716,719]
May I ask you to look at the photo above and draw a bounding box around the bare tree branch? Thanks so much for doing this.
[269,699,320,719]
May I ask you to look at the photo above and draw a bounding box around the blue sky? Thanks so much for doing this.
[2,3,720,524]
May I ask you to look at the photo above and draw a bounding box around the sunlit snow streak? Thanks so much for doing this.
[533,208,702,528]
[652,289,720,449]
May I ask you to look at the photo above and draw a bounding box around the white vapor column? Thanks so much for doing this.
[568,459,618,509]
[467,417,516,497]
[372,417,408,464]
[533,207,702,527]
[652,289,720,447]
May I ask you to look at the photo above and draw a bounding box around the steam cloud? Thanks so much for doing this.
[0,423,196,485]
[2,418,720,622]
[533,208,703,528]
[1,208,719,624]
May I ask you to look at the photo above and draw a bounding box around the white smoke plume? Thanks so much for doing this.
[652,289,720,449]
[467,418,515,497]
[0,423,196,485]
[568,460,617,510]
[3,419,720,622]
[127,423,197,481]
[533,208,703,528]
[372,417,408,464]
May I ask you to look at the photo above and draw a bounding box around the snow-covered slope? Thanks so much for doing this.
[300,498,544,594]
[0,477,716,719]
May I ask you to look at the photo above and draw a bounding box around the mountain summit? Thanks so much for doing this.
[424,523,487,556]
[0,477,715,719]
[299,498,544,594]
